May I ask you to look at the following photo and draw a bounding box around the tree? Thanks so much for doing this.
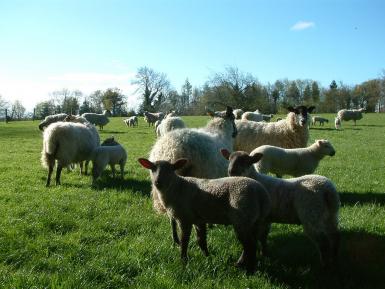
[311,81,320,104]
[89,90,104,113]
[79,99,91,114]
[181,78,193,113]
[49,89,82,114]
[286,81,301,105]
[0,95,10,120]
[10,100,26,120]
[102,88,126,116]
[303,84,312,105]
[34,100,56,119]
[132,67,170,112]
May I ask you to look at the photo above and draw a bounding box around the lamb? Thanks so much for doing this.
[312,116,329,126]
[81,110,110,130]
[233,108,244,119]
[221,149,340,267]
[41,121,100,186]
[92,137,127,185]
[337,108,365,125]
[138,158,271,274]
[156,116,186,137]
[144,111,164,126]
[234,106,315,153]
[38,113,68,131]
[241,110,263,122]
[335,117,341,130]
[251,139,336,178]
[123,116,138,127]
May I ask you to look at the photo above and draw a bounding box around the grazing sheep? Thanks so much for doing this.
[252,139,336,178]
[81,111,110,130]
[123,116,138,127]
[233,109,244,119]
[38,113,68,131]
[234,106,315,153]
[335,117,341,130]
[337,108,365,125]
[144,111,164,126]
[92,137,127,185]
[138,158,271,274]
[241,110,263,122]
[312,116,329,126]
[41,121,100,186]
[156,116,186,137]
[221,149,340,267]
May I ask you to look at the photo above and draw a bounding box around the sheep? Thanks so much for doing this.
[251,139,336,178]
[312,116,329,126]
[241,110,263,122]
[138,157,271,274]
[81,110,110,130]
[156,116,186,137]
[262,114,274,122]
[234,106,315,154]
[38,113,68,131]
[221,149,340,267]
[41,121,100,186]
[123,116,138,127]
[144,111,164,126]
[335,117,341,130]
[337,108,365,126]
[233,108,244,119]
[92,137,127,185]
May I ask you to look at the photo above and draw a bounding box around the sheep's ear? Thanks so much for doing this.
[250,153,263,164]
[220,148,231,160]
[287,106,296,113]
[138,158,155,170]
[173,159,188,170]
[316,140,324,146]
[206,108,215,117]
[308,106,316,113]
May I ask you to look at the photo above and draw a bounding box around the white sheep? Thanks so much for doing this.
[234,106,315,153]
[41,121,100,186]
[233,108,244,119]
[251,139,336,178]
[138,157,271,274]
[221,149,340,267]
[156,116,186,137]
[144,111,164,126]
[123,116,138,127]
[38,113,68,131]
[337,108,364,126]
[92,137,127,185]
[312,116,329,126]
[81,110,110,130]
[241,110,263,122]
[335,117,341,130]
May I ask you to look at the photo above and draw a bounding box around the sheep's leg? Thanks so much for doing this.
[110,165,116,178]
[171,218,180,245]
[84,161,90,175]
[79,162,84,175]
[234,227,257,274]
[195,224,209,256]
[306,228,332,267]
[55,164,63,185]
[180,222,192,263]
[257,222,271,257]
[46,164,54,187]
[119,161,124,179]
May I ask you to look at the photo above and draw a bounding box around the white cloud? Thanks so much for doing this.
[290,21,315,31]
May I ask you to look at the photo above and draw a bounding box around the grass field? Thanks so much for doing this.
[0,113,384,289]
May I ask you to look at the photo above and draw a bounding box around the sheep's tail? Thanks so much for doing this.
[323,182,340,227]
[41,140,59,169]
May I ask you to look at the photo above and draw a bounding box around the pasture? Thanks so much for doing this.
[0,113,384,289]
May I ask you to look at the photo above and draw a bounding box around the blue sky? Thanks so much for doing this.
[1,0,384,111]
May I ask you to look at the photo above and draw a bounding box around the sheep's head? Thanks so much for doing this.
[102,136,119,146]
[288,105,315,127]
[316,139,336,156]
[138,158,188,190]
[221,149,262,177]
[206,106,237,138]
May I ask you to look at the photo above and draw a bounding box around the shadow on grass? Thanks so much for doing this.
[263,230,385,289]
[309,127,336,131]
[340,191,385,206]
[92,176,151,196]
[355,124,385,128]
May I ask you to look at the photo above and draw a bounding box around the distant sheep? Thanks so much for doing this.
[138,157,271,274]
[41,121,100,186]
[144,111,164,126]
[241,110,263,122]
[156,116,186,137]
[312,116,329,126]
[92,137,127,185]
[123,116,138,127]
[38,113,68,131]
[337,108,365,125]
[234,106,315,153]
[251,139,336,178]
[335,117,341,130]
[222,149,340,267]
[81,110,110,130]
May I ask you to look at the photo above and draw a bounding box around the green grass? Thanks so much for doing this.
[0,114,384,289]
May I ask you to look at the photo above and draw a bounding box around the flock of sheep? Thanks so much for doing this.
[38,106,365,275]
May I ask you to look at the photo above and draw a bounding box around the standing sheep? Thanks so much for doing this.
[221,149,340,267]
[38,113,68,131]
[123,116,138,127]
[81,110,110,130]
[234,106,315,153]
[251,139,336,178]
[337,108,365,126]
[335,117,341,130]
[312,116,329,126]
[41,121,100,186]
[144,111,164,126]
[241,110,263,122]
[138,158,271,274]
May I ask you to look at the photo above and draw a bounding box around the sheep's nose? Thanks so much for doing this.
[330,151,336,156]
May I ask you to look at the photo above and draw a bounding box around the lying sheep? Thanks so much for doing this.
[123,116,138,127]
[312,116,329,126]
[251,139,336,178]
[241,110,263,122]
[92,137,127,185]
[234,106,315,153]
[335,117,341,130]
[337,108,365,125]
[138,158,271,274]
[233,108,244,119]
[41,121,100,186]
[221,149,340,267]
[156,116,186,137]
[81,110,110,130]
[38,113,68,131]
[144,111,164,126]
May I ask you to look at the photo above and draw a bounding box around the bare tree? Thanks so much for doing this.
[10,100,26,120]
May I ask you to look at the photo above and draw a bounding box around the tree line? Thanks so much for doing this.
[1,66,385,121]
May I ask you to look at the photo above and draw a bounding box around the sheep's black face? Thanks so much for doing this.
[228,152,250,177]
[225,106,238,138]
[151,161,175,190]
[290,106,315,127]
